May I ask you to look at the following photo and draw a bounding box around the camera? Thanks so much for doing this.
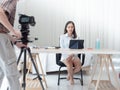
[19,14,36,45]
[19,14,36,26]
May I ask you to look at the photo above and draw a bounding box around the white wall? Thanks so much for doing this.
[14,0,120,50]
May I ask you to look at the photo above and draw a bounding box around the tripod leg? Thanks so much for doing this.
[17,48,24,65]
[22,48,27,90]
[27,47,45,90]
[17,47,27,90]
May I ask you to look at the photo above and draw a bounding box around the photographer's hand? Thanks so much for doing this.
[9,29,22,39]
[15,42,27,48]
[0,7,21,38]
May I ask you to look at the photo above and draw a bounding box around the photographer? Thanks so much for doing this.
[0,0,26,90]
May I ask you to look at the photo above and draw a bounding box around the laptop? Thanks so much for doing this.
[69,39,84,49]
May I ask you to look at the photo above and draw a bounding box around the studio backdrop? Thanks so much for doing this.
[14,0,120,50]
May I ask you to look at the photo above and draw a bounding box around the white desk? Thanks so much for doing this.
[32,48,120,54]
[31,48,120,90]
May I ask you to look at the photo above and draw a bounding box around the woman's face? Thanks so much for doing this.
[66,23,74,35]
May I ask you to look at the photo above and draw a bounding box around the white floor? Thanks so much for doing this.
[1,56,120,90]
[1,69,120,90]
[45,71,93,90]
[45,70,120,90]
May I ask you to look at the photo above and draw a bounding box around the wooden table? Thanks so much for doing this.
[31,48,120,90]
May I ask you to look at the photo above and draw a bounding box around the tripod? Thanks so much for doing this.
[17,47,44,90]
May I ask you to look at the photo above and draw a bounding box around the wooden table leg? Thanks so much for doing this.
[88,54,120,90]
[95,57,105,90]
[109,55,120,90]
[37,53,48,88]
[88,56,99,88]
[104,55,111,81]
[26,53,48,89]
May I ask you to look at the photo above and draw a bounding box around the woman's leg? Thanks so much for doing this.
[63,58,74,85]
[73,57,81,74]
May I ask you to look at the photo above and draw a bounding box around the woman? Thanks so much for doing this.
[60,21,81,85]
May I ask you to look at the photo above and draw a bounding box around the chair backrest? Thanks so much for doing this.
[56,53,66,66]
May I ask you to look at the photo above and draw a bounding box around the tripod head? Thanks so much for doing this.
[19,14,36,45]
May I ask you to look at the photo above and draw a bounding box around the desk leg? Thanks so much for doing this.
[27,53,48,88]
[104,56,111,81]
[89,54,120,90]
[26,55,32,78]
[37,54,48,88]
[88,56,98,88]
[95,57,105,90]
[109,55,120,90]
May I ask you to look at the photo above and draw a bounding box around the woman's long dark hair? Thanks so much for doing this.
[64,21,77,38]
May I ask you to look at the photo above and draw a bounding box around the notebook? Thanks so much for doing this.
[69,39,84,49]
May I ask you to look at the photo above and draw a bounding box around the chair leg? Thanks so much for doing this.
[58,67,61,85]
[57,67,84,86]
[80,69,83,85]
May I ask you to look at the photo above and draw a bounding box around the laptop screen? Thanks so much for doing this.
[69,40,84,49]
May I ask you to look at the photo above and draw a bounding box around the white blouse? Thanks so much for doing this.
[60,33,78,61]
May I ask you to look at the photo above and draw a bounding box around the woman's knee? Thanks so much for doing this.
[64,59,72,64]
[74,66,81,73]
[74,57,81,64]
